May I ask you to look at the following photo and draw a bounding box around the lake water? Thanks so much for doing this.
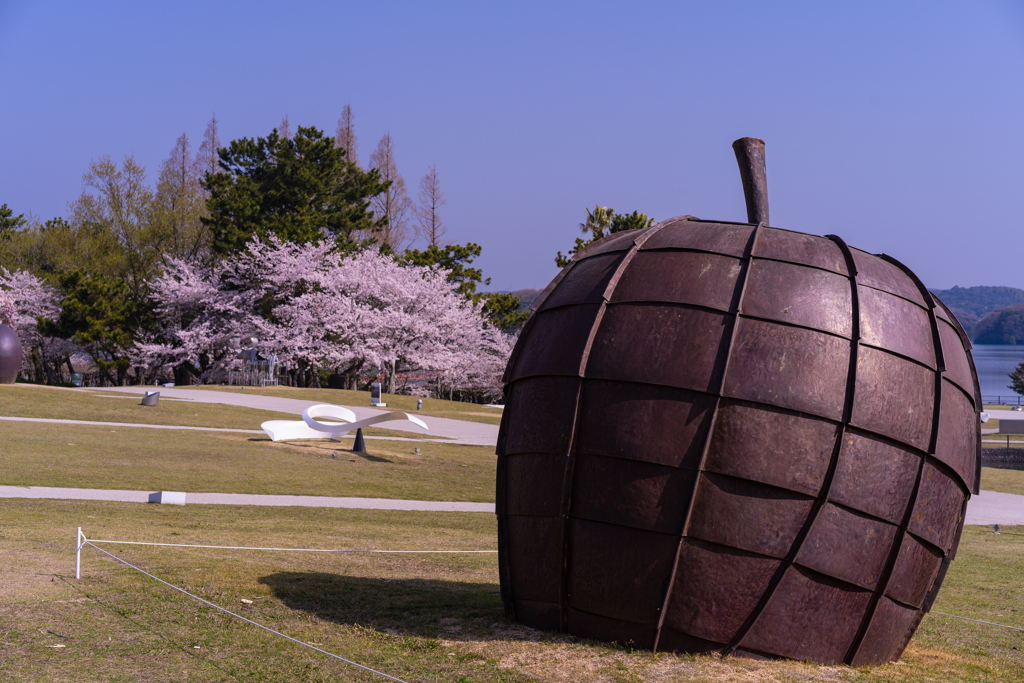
[971,344,1024,403]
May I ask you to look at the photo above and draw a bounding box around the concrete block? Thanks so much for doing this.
[148,491,186,505]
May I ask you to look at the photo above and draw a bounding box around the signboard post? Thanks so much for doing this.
[370,382,386,407]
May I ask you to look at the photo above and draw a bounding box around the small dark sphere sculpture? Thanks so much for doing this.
[0,324,22,384]
[495,139,980,666]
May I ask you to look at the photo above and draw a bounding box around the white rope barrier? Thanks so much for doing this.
[86,538,497,553]
[78,534,410,683]
[930,611,1024,633]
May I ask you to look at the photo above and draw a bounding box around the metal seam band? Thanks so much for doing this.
[652,221,764,651]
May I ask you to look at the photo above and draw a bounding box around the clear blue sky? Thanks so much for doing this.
[1,1,1021,293]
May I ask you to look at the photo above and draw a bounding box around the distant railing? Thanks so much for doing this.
[983,395,1024,406]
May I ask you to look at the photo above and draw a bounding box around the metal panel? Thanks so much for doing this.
[512,600,561,632]
[566,608,657,650]
[656,628,727,655]
[909,461,968,551]
[742,260,853,338]
[937,319,975,401]
[571,453,698,534]
[566,519,678,625]
[848,597,920,666]
[586,303,731,393]
[740,565,872,663]
[501,377,582,455]
[575,379,716,469]
[828,429,921,524]
[723,318,850,421]
[850,249,927,307]
[934,380,979,491]
[502,453,568,517]
[858,286,936,368]
[539,252,626,311]
[507,305,602,381]
[505,515,564,603]
[885,533,943,608]
[687,473,815,559]
[662,539,781,644]
[611,250,743,312]
[704,400,839,496]
[752,227,849,275]
[851,347,935,452]
[640,221,754,257]
[573,229,643,260]
[794,503,897,590]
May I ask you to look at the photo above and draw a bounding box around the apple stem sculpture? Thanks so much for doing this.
[495,138,980,666]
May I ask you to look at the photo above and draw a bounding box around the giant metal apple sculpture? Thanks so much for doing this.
[495,139,980,665]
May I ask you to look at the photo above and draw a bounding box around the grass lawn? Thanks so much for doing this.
[4,499,1024,682]
[0,384,296,429]
[978,468,1024,497]
[0,420,495,501]
[187,385,505,426]
[0,384,451,441]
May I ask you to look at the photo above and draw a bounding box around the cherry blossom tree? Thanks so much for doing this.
[133,236,515,397]
[0,267,71,382]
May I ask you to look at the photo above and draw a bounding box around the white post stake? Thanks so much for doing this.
[76,527,84,579]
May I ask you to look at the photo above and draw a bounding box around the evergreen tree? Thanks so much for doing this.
[555,205,655,267]
[202,125,388,254]
[1010,361,1024,396]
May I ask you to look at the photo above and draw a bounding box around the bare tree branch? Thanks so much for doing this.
[415,163,447,247]
[368,131,412,250]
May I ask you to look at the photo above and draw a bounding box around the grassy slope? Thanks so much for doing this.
[4,499,1024,682]
[188,385,504,425]
[0,384,296,429]
[0,421,495,501]
[0,384,494,501]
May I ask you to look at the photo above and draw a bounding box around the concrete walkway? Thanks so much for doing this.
[96,386,500,447]
[0,485,495,513]
[965,490,1024,526]
[2,482,1020,524]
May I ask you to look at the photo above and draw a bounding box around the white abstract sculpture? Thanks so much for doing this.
[261,403,428,442]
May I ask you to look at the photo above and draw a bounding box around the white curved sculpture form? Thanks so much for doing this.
[261,403,428,442]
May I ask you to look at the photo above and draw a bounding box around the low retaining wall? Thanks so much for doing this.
[982,448,1024,471]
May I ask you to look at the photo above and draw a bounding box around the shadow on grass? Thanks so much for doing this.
[247,438,395,462]
[259,572,510,640]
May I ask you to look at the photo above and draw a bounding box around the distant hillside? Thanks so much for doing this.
[973,304,1024,345]
[930,286,1024,341]
[512,288,542,311]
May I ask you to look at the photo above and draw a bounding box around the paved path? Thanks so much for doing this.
[965,490,1024,525]
[0,485,495,513]
[96,387,499,447]
[2,483,1020,524]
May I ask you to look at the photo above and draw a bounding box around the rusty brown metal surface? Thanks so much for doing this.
[495,139,980,665]
[0,324,22,384]
[733,138,770,226]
